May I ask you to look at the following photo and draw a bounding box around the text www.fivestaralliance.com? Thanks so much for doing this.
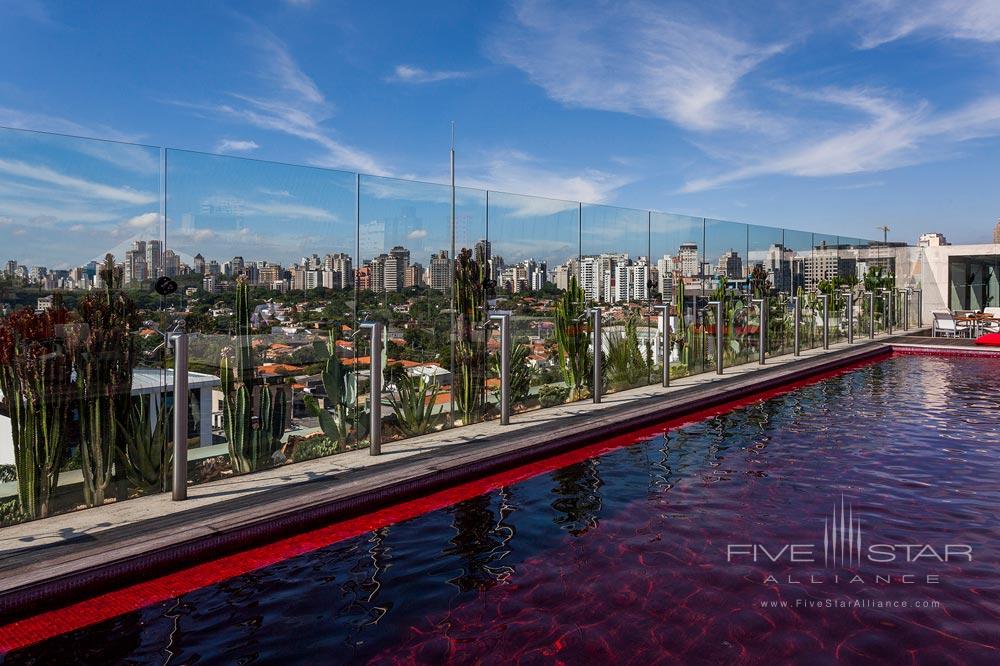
[761,599,941,609]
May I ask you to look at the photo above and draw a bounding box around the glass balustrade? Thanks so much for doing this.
[0,125,891,526]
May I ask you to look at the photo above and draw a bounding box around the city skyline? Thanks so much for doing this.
[4,231,905,300]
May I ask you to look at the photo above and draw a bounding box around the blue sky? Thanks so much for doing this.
[1,0,1000,269]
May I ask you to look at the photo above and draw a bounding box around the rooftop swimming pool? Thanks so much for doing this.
[2,353,999,664]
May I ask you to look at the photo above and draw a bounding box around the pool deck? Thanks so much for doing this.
[0,328,966,619]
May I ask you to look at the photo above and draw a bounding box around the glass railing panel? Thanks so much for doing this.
[650,212,705,379]
[0,128,165,524]
[747,224,789,359]
[705,218,752,369]
[165,149,358,479]
[358,176,480,441]
[486,191,585,406]
[581,204,651,393]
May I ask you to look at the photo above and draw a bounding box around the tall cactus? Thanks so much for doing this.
[555,275,590,401]
[69,256,138,507]
[222,277,287,473]
[303,329,366,449]
[670,279,687,370]
[453,248,487,424]
[0,307,74,519]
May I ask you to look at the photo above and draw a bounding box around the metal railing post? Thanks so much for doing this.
[589,307,602,403]
[914,288,923,327]
[792,296,801,356]
[865,291,875,338]
[819,294,830,349]
[360,321,383,455]
[708,300,724,375]
[880,290,892,335]
[654,304,670,387]
[170,328,188,501]
[900,289,910,331]
[753,297,767,364]
[489,312,511,424]
[845,290,854,344]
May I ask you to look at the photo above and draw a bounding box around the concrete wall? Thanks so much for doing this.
[914,243,1000,319]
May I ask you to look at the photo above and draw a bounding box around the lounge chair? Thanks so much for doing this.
[983,307,1000,334]
[932,311,971,337]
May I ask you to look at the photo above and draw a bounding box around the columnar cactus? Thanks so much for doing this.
[0,307,74,519]
[555,275,590,401]
[70,258,138,507]
[222,277,288,473]
[453,247,487,424]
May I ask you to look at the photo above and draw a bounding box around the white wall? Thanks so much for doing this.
[0,414,13,466]
[917,243,1000,319]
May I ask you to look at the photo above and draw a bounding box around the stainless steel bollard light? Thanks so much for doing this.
[913,288,923,327]
[654,304,671,387]
[900,288,911,331]
[588,307,603,403]
[707,300,724,375]
[752,298,767,364]
[360,321,383,455]
[489,311,511,425]
[169,327,189,501]
[880,290,892,335]
[792,296,801,356]
[819,294,830,350]
[845,290,854,344]
[865,291,875,339]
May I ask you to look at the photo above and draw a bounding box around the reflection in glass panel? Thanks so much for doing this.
[749,224,788,357]
[581,205,651,392]
[166,149,357,478]
[650,212,706,378]
[782,229,815,349]
[487,192,584,407]
[0,128,168,521]
[358,176,484,438]
[705,218,753,368]
[837,237,865,339]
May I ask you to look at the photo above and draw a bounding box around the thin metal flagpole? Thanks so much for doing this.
[449,122,456,426]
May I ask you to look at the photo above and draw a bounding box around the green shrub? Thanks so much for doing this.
[0,498,25,527]
[538,384,570,408]
[0,465,15,483]
[292,436,339,463]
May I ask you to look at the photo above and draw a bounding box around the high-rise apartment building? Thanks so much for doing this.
[716,250,743,279]
[404,262,424,288]
[677,243,700,277]
[383,245,410,293]
[428,250,450,292]
[146,240,162,278]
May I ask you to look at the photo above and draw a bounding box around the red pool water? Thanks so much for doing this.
[2,353,999,664]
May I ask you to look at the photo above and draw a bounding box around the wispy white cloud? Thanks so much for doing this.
[681,88,1000,192]
[174,23,388,175]
[215,138,260,153]
[0,157,157,205]
[464,149,630,206]
[0,106,139,143]
[850,0,1000,48]
[199,194,339,222]
[488,0,784,132]
[387,65,472,84]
